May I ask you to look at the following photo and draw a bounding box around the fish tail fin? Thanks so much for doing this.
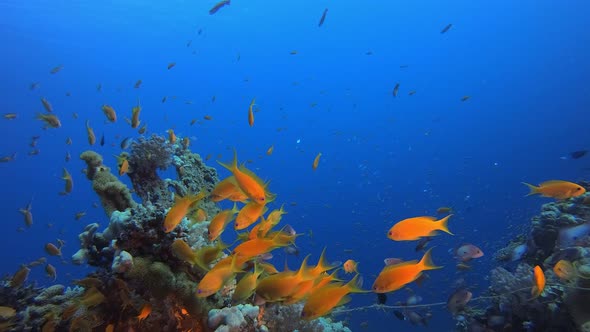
[346,274,369,293]
[419,248,443,271]
[217,149,238,173]
[522,182,540,196]
[437,214,454,235]
[315,247,339,272]
[295,255,310,278]
[230,255,244,274]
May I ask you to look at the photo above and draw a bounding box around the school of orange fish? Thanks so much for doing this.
[2,3,589,326]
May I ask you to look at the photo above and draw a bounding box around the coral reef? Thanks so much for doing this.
[461,182,590,331]
[9,134,353,331]
[80,150,137,217]
[127,134,174,205]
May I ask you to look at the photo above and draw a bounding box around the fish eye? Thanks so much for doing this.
[577,187,582,191]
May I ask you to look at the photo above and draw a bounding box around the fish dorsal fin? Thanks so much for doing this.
[417,216,437,221]
[540,180,576,187]
[384,260,418,271]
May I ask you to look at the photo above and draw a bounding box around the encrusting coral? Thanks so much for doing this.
[80,150,137,217]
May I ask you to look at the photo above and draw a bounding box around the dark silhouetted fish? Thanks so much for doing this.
[100,134,105,146]
[318,8,328,27]
[377,293,387,305]
[441,24,452,34]
[393,310,405,321]
[570,150,588,159]
[209,0,230,15]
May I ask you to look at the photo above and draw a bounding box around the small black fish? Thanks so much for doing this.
[318,8,328,27]
[209,0,230,15]
[100,134,105,146]
[120,137,132,149]
[377,293,387,305]
[393,310,405,321]
[570,150,588,159]
[392,83,400,97]
[415,237,432,252]
[441,23,452,34]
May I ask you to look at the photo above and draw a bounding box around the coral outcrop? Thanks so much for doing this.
[80,150,137,217]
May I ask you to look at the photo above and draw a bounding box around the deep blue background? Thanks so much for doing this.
[1,1,590,330]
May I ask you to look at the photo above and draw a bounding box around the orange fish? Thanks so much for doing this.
[163,191,206,233]
[235,201,268,230]
[266,145,274,156]
[531,265,545,299]
[257,205,286,237]
[210,176,247,202]
[255,256,313,302]
[233,233,295,260]
[232,264,264,303]
[208,204,239,241]
[436,206,452,214]
[168,129,176,144]
[553,260,576,281]
[301,274,366,320]
[86,120,96,145]
[343,259,358,274]
[312,153,321,170]
[388,215,453,241]
[137,303,151,322]
[119,159,129,176]
[218,151,272,205]
[197,255,245,298]
[189,208,208,223]
[248,98,255,127]
[101,105,117,122]
[61,168,73,194]
[131,99,141,128]
[36,113,61,128]
[522,180,586,200]
[19,201,33,227]
[372,248,442,293]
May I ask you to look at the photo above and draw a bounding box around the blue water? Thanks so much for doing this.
[2,1,590,330]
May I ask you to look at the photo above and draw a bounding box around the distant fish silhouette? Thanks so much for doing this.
[441,23,452,34]
[570,150,588,159]
[318,8,328,27]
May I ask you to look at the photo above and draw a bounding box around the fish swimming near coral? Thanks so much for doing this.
[447,288,472,315]
[301,274,367,320]
[163,191,206,233]
[218,150,272,205]
[531,265,545,299]
[373,248,442,293]
[522,180,586,200]
[553,260,576,282]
